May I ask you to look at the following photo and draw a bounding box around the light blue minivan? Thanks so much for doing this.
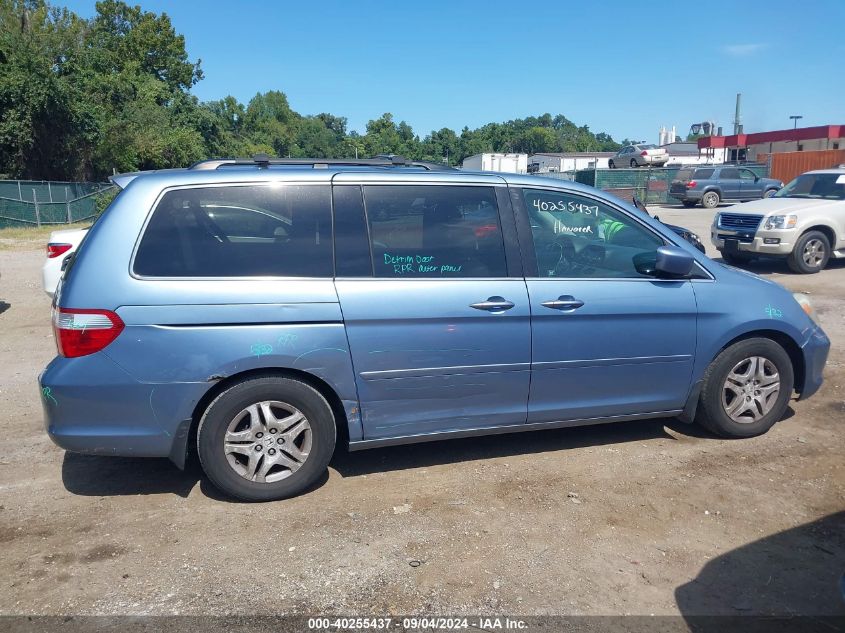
[40,156,830,501]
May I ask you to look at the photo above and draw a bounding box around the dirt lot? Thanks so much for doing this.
[0,207,843,618]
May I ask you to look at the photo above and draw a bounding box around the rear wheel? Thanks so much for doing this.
[608,160,616,169]
[701,191,720,209]
[787,230,829,274]
[630,159,638,168]
[696,338,793,438]
[197,376,336,501]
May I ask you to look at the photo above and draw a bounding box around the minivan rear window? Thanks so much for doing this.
[134,185,332,277]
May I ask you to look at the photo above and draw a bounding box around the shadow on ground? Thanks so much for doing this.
[676,511,845,624]
[61,410,797,499]
[330,416,704,477]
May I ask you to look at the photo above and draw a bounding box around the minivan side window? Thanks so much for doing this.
[134,185,332,277]
[693,168,714,179]
[364,185,507,278]
[739,169,756,180]
[720,168,740,179]
[522,188,663,279]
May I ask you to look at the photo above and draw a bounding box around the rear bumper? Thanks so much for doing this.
[798,326,830,400]
[39,353,207,462]
[670,190,702,202]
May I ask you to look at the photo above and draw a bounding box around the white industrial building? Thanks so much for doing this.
[527,152,615,173]
[461,153,528,174]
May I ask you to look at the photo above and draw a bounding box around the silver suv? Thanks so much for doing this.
[710,168,845,273]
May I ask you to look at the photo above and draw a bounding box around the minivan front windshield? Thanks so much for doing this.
[774,173,845,200]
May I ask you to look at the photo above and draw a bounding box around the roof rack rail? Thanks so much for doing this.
[188,154,456,171]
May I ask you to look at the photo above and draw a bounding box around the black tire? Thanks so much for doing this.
[608,160,615,169]
[682,201,697,208]
[719,250,754,266]
[197,375,336,501]
[787,230,830,274]
[701,190,720,209]
[630,159,638,168]
[696,338,794,438]
[763,188,777,198]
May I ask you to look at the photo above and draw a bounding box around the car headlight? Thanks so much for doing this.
[764,214,797,230]
[793,293,820,325]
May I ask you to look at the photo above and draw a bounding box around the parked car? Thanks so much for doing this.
[608,144,668,169]
[43,227,88,297]
[710,167,845,273]
[631,195,706,253]
[40,156,830,501]
[670,166,783,209]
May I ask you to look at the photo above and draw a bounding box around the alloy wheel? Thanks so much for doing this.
[802,239,826,268]
[721,356,781,423]
[223,400,312,483]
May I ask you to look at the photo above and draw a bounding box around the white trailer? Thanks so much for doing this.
[461,153,528,174]
[528,153,613,173]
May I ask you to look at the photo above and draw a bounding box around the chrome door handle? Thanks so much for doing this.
[470,296,515,312]
[541,295,585,311]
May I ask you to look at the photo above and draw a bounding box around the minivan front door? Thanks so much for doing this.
[334,183,531,441]
[513,187,698,423]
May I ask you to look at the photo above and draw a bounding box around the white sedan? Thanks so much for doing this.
[42,227,88,297]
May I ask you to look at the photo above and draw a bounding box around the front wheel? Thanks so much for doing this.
[787,230,830,274]
[197,376,336,501]
[696,338,793,438]
[701,191,720,209]
[763,188,777,198]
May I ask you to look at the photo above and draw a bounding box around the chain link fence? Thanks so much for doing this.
[536,165,770,205]
[0,180,115,229]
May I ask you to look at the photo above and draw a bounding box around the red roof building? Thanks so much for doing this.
[698,125,845,163]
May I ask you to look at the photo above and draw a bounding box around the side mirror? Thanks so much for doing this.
[655,245,695,276]
[754,175,760,182]
[634,246,695,278]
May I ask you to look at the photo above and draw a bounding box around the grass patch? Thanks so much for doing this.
[0,222,91,251]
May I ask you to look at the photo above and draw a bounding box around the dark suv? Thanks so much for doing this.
[670,166,783,209]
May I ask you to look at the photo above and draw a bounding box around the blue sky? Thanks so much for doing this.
[62,0,845,143]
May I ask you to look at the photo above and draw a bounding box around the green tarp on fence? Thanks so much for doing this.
[0,181,113,228]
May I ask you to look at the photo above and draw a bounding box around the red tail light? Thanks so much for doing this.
[52,308,125,358]
[47,243,72,258]
[686,180,697,189]
[641,151,648,156]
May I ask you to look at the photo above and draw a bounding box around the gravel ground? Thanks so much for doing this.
[0,206,842,618]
